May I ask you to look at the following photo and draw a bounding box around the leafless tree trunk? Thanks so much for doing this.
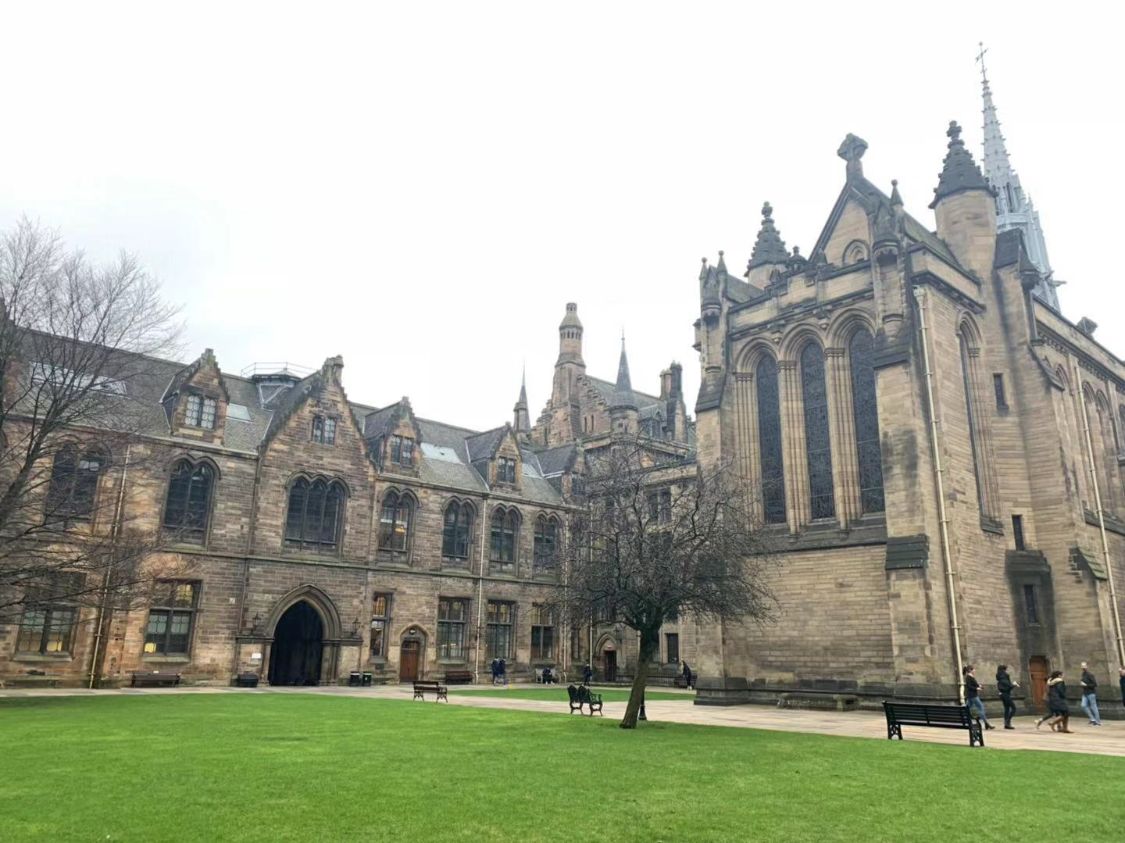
[563,436,776,729]
[0,218,182,630]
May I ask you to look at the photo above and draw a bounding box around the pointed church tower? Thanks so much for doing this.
[978,46,1059,310]
[609,336,638,435]
[745,202,789,287]
[513,369,531,439]
[930,120,997,281]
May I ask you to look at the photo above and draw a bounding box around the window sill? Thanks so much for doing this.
[12,653,74,662]
[142,655,191,664]
[437,659,469,666]
[980,516,1004,535]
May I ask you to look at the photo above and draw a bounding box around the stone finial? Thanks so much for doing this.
[890,179,903,208]
[699,257,708,282]
[837,133,868,180]
[747,202,788,272]
[716,250,727,275]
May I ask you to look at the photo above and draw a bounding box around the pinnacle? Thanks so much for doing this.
[747,202,789,271]
[930,120,991,208]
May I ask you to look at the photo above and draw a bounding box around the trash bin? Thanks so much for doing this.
[361,672,373,686]
[348,671,362,686]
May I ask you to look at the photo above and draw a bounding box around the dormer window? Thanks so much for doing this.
[390,435,414,466]
[185,394,217,429]
[497,457,517,484]
[312,415,337,445]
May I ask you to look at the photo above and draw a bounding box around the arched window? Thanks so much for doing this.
[285,477,345,552]
[441,500,473,561]
[959,333,986,514]
[1118,406,1125,456]
[533,515,559,570]
[163,459,214,544]
[801,344,835,520]
[489,506,520,569]
[848,330,884,514]
[378,490,414,553]
[46,444,105,523]
[756,357,786,524]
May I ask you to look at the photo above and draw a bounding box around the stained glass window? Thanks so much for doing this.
[848,330,884,514]
[800,345,835,519]
[756,357,786,524]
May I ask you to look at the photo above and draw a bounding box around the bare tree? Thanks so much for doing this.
[565,438,776,728]
[0,218,182,638]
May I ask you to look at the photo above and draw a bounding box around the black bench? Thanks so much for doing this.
[566,684,603,716]
[442,670,473,684]
[412,679,448,702]
[131,671,182,688]
[883,701,983,747]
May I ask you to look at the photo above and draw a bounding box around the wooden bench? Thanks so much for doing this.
[412,679,448,702]
[442,670,473,685]
[883,701,983,747]
[130,671,182,688]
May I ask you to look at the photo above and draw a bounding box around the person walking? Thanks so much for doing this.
[582,663,593,685]
[1119,666,1125,707]
[681,660,693,690]
[490,658,500,686]
[498,657,507,686]
[963,665,994,730]
[996,664,1019,729]
[1036,671,1072,732]
[1079,662,1102,725]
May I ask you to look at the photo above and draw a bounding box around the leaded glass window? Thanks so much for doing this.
[490,506,519,569]
[163,459,214,544]
[848,330,884,514]
[756,357,786,524]
[16,575,83,655]
[486,601,514,659]
[530,604,555,662]
[533,515,559,570]
[437,597,469,660]
[143,581,199,655]
[800,344,835,520]
[285,477,345,552]
[46,444,104,523]
[184,394,217,429]
[959,334,985,514]
[441,500,473,561]
[378,491,413,553]
[370,594,391,658]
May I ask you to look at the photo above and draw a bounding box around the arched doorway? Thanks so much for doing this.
[268,601,324,686]
[601,640,618,683]
[399,628,426,682]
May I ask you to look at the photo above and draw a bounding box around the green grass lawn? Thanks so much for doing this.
[1,694,1122,842]
[449,685,689,702]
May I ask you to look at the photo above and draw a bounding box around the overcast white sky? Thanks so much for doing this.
[2,2,1121,430]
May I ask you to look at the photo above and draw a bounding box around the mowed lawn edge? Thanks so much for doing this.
[1,694,1122,843]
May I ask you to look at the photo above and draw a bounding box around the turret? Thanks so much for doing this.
[745,202,789,288]
[513,370,530,438]
[609,336,638,436]
[551,302,586,406]
[930,121,996,280]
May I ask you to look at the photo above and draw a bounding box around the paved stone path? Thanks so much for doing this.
[4,683,1123,758]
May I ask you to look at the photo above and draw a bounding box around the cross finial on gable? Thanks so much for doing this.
[837,134,868,180]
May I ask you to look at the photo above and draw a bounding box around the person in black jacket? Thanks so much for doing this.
[1119,666,1125,707]
[996,664,1019,729]
[1079,662,1102,725]
[963,666,993,730]
[1037,671,1072,733]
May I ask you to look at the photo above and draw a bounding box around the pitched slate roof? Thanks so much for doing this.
[586,376,662,410]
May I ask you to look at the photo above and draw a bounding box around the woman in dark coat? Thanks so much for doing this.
[995,665,1018,729]
[1037,671,1072,732]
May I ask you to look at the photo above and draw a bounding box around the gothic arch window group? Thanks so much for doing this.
[285,476,346,553]
[957,320,999,525]
[848,330,884,514]
[755,357,786,524]
[163,458,215,544]
[441,499,474,562]
[533,514,560,571]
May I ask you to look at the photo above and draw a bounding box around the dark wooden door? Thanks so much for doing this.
[400,640,421,681]
[604,650,617,682]
[1029,656,1049,712]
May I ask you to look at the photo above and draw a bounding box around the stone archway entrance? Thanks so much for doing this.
[399,628,426,682]
[268,601,324,686]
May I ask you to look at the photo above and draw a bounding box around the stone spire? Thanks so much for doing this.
[747,202,788,271]
[978,44,1059,310]
[930,121,992,208]
[513,367,530,434]
[610,335,636,411]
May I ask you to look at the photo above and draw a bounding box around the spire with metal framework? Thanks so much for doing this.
[977,43,1060,310]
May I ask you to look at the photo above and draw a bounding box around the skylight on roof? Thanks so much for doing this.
[227,403,251,421]
[421,442,461,463]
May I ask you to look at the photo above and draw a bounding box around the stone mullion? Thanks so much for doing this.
[779,360,806,531]
[734,373,761,522]
[826,347,856,526]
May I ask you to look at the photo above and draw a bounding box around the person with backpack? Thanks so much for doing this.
[1079,661,1102,726]
[995,664,1019,729]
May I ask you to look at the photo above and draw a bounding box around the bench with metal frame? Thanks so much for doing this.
[412,679,448,702]
[883,701,984,747]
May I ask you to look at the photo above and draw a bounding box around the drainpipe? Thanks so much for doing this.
[1071,360,1125,666]
[913,287,966,703]
[474,495,489,682]
[89,444,132,689]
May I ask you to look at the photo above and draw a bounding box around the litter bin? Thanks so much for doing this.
[348,671,362,686]
[236,672,259,688]
[361,672,373,686]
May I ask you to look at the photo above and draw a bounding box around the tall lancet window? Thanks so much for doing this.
[801,344,835,520]
[959,333,986,513]
[848,330,884,513]
[756,357,786,524]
